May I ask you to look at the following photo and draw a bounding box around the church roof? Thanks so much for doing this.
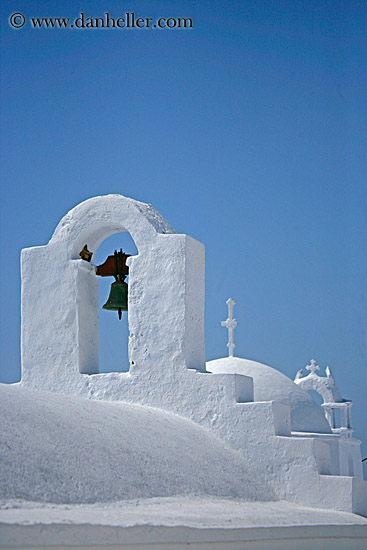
[206,357,332,434]
[0,383,271,504]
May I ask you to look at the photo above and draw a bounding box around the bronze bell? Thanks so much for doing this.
[102,276,128,320]
[97,250,130,320]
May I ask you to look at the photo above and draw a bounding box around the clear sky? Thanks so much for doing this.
[1,1,366,472]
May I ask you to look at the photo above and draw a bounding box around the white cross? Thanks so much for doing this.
[306,358,320,375]
[221,298,237,357]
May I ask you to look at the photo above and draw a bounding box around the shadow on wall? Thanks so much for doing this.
[93,232,138,373]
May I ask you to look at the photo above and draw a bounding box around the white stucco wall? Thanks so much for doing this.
[2,499,367,550]
[2,507,367,550]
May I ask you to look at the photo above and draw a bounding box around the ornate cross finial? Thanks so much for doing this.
[221,298,237,357]
[306,358,320,375]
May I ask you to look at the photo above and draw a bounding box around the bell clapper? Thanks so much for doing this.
[116,273,123,320]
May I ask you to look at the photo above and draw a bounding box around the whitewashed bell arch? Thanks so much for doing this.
[21,194,206,391]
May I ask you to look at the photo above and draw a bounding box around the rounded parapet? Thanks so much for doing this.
[50,194,176,259]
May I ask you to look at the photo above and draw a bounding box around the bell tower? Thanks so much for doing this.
[20,194,206,393]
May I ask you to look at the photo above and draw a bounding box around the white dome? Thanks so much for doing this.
[206,357,331,434]
[0,383,271,504]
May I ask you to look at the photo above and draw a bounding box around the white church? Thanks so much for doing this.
[1,194,366,549]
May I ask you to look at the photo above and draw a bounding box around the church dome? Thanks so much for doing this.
[0,383,272,504]
[206,357,331,434]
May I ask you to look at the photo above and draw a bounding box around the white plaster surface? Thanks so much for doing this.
[1,499,367,549]
[206,356,332,434]
[0,383,268,504]
[2,497,366,528]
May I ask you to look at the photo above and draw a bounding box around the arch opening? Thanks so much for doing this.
[308,390,324,407]
[93,231,138,373]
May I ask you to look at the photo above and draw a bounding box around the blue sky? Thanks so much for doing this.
[1,1,366,470]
